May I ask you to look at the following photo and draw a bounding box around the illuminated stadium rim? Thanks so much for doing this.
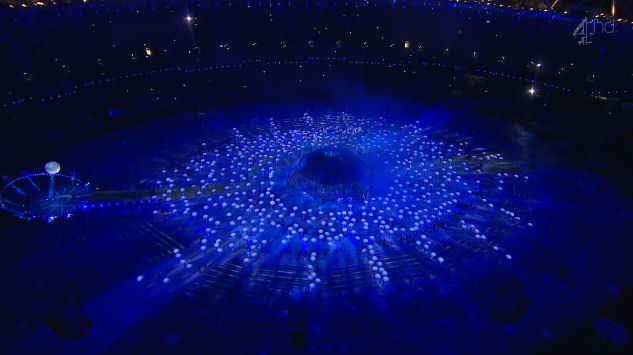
[2,0,628,24]
[2,56,629,108]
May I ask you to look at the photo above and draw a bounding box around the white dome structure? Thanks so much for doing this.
[45,161,61,175]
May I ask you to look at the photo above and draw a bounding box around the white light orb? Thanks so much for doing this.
[45,161,61,175]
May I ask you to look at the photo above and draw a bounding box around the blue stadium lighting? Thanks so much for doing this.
[1,1,632,353]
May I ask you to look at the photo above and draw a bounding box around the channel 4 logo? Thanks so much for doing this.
[573,17,615,45]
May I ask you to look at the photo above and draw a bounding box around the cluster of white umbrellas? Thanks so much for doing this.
[141,113,532,290]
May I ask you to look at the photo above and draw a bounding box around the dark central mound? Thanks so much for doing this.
[288,147,369,201]
[296,147,366,185]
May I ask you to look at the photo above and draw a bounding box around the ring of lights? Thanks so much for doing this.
[0,173,91,221]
